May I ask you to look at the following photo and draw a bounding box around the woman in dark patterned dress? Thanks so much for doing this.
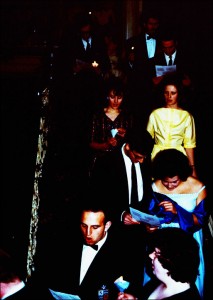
[88,77,134,175]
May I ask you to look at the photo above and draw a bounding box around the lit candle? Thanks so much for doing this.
[92,61,99,67]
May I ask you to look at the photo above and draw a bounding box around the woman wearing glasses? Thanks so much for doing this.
[117,228,201,300]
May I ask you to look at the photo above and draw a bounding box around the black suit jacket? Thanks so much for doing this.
[72,36,110,72]
[89,147,153,224]
[125,32,161,78]
[34,225,144,300]
[4,280,54,300]
[124,32,161,116]
[55,28,110,77]
[150,49,193,80]
[149,48,195,109]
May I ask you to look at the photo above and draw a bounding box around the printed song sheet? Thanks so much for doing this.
[130,207,162,226]
[155,65,176,77]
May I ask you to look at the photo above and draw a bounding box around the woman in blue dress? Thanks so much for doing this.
[145,149,208,299]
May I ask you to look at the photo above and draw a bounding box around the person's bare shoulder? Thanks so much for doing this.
[187,176,206,195]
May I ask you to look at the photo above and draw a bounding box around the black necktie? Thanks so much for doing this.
[85,41,91,52]
[168,56,173,66]
[131,163,138,207]
[146,35,151,40]
[84,243,98,251]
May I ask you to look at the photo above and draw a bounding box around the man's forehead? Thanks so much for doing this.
[81,211,104,221]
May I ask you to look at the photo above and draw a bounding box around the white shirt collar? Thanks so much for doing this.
[80,233,108,284]
[82,37,92,49]
[146,33,155,40]
[83,231,108,252]
[1,281,25,299]
[121,143,131,164]
[121,144,143,203]
[165,51,176,62]
[96,231,108,249]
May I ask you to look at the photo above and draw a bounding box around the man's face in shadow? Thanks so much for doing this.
[81,24,92,42]
[125,143,146,164]
[144,17,159,37]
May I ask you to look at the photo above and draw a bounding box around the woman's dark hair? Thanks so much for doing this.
[152,149,192,181]
[125,127,154,156]
[103,77,126,108]
[147,228,200,283]
[159,73,184,106]
[105,77,125,96]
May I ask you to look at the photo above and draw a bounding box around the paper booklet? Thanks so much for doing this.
[130,207,163,226]
[49,289,81,300]
[155,65,176,77]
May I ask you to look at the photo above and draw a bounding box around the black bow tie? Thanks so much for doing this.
[146,35,152,40]
[84,243,98,251]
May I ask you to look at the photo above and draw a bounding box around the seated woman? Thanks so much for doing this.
[117,227,201,300]
[88,77,134,175]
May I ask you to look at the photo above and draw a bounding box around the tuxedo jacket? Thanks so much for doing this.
[125,32,161,79]
[4,281,54,300]
[89,148,153,224]
[34,225,144,300]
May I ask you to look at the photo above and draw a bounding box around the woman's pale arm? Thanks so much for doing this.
[185,148,197,177]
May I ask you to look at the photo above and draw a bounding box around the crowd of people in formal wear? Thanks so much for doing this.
[1,7,211,300]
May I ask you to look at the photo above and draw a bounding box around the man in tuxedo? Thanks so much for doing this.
[124,10,161,122]
[125,10,160,66]
[89,127,154,225]
[34,201,145,300]
[0,248,54,300]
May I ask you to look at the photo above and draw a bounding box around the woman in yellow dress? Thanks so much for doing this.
[146,75,197,177]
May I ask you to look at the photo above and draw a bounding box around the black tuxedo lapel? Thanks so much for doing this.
[79,233,122,300]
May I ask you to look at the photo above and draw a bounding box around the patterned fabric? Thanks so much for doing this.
[90,109,133,145]
[88,109,134,174]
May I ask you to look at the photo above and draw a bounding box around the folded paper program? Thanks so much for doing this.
[114,276,130,292]
[49,289,81,300]
[130,207,162,226]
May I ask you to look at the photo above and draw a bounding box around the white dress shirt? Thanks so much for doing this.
[82,37,92,50]
[146,34,156,58]
[165,51,176,65]
[122,144,143,204]
[1,281,25,299]
[79,232,108,284]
